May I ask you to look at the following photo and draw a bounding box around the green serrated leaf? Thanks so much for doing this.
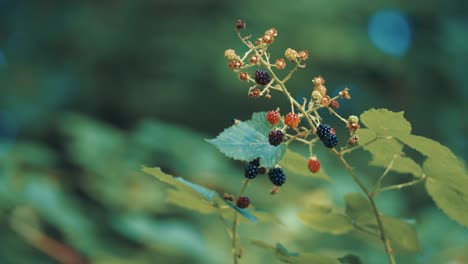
[298,212,353,235]
[389,157,424,178]
[360,108,411,136]
[142,167,201,198]
[166,189,217,214]
[359,136,423,177]
[356,128,377,145]
[207,112,286,167]
[279,149,330,181]
[381,216,421,252]
[395,133,455,160]
[364,138,403,166]
[423,157,468,195]
[344,193,373,221]
[425,178,468,227]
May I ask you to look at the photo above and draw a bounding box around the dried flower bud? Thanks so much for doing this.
[265,94,272,99]
[329,100,339,109]
[348,135,359,145]
[228,59,243,70]
[348,115,359,124]
[275,59,286,70]
[285,48,298,61]
[223,193,235,201]
[224,49,237,60]
[238,72,249,81]
[262,33,274,44]
[311,90,322,101]
[265,28,278,37]
[298,50,308,60]
[236,19,245,30]
[315,85,327,96]
[339,87,351,99]
[255,38,262,46]
[249,88,261,98]
[312,76,325,86]
[348,122,360,132]
[249,55,259,64]
[320,95,331,107]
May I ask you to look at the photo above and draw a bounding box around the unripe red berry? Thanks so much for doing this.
[307,157,321,173]
[266,110,280,125]
[284,113,300,128]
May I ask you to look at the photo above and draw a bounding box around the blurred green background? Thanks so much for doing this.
[0,1,467,264]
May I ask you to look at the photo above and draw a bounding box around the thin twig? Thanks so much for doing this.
[378,174,427,193]
[371,154,400,196]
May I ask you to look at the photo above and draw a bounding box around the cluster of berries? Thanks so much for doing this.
[224,20,312,100]
[265,110,302,147]
[244,158,286,187]
[227,158,286,209]
[316,124,338,148]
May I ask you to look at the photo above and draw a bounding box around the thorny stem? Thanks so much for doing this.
[232,179,250,264]
[334,150,396,264]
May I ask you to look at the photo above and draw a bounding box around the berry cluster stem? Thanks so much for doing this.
[231,179,250,264]
[334,150,396,264]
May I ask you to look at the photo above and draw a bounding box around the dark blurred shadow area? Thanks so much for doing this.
[0,1,467,264]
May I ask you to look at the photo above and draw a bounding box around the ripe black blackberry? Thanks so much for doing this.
[323,134,338,148]
[268,167,286,186]
[255,70,271,86]
[236,196,250,208]
[316,124,331,140]
[268,129,284,146]
[244,164,258,179]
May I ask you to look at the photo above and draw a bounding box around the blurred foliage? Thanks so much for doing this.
[0,0,467,263]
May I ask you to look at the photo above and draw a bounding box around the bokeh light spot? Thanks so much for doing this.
[368,10,412,56]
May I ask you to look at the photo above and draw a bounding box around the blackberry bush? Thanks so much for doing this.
[144,19,468,264]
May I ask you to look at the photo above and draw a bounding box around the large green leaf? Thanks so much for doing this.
[298,210,353,235]
[356,128,423,178]
[425,178,468,227]
[207,112,286,167]
[423,157,468,195]
[279,149,330,181]
[360,108,411,136]
[143,166,278,223]
[395,133,455,160]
